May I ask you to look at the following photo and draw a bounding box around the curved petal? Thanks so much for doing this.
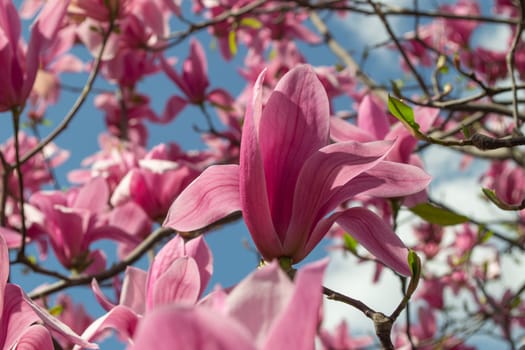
[330,116,375,143]
[258,65,330,235]
[120,266,148,314]
[286,141,393,257]
[0,226,22,248]
[336,207,410,276]
[73,305,139,349]
[12,325,53,350]
[149,257,201,310]
[0,234,8,315]
[184,236,213,297]
[357,95,390,139]
[2,284,41,348]
[263,259,328,350]
[163,165,240,232]
[240,70,281,259]
[21,289,98,349]
[128,306,256,350]
[358,161,431,198]
[91,278,116,312]
[225,261,293,346]
[73,176,109,212]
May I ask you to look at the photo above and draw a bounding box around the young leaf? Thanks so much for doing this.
[240,17,262,29]
[387,95,422,137]
[406,250,421,296]
[410,203,469,226]
[342,233,358,254]
[228,30,237,56]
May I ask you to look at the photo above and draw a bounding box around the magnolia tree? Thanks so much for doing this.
[1,0,525,349]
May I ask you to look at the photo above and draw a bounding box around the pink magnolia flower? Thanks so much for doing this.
[0,235,96,349]
[50,294,95,349]
[28,177,139,271]
[0,0,69,112]
[1,131,69,198]
[75,235,212,347]
[330,95,438,207]
[111,143,201,222]
[67,133,146,190]
[128,259,327,350]
[161,39,210,105]
[165,65,431,275]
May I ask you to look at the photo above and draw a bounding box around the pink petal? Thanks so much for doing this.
[85,225,141,247]
[357,95,390,139]
[0,234,8,315]
[147,236,212,302]
[128,306,256,350]
[239,69,281,259]
[225,261,294,346]
[149,257,201,309]
[109,202,152,241]
[21,290,98,349]
[23,0,69,99]
[286,141,393,257]
[2,284,41,348]
[335,207,410,276]
[183,39,209,101]
[160,94,187,123]
[358,160,431,198]
[163,164,241,232]
[258,65,330,235]
[183,236,213,297]
[73,177,109,212]
[330,116,375,143]
[263,259,328,350]
[74,306,139,349]
[12,325,53,350]
[120,266,147,314]
[91,278,116,312]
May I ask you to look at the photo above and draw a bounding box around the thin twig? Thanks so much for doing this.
[28,226,176,299]
[506,0,525,132]
[20,20,115,165]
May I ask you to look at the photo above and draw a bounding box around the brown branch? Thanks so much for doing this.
[506,0,525,131]
[368,0,431,99]
[12,109,28,259]
[323,286,395,349]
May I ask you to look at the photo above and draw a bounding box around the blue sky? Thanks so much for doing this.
[3,1,523,349]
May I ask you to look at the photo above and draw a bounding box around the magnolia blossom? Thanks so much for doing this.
[29,177,139,271]
[73,235,213,347]
[165,65,431,275]
[0,0,69,112]
[128,259,327,350]
[0,235,96,349]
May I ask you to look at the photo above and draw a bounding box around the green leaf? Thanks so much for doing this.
[228,30,237,57]
[49,305,64,316]
[462,125,471,139]
[387,95,422,137]
[240,17,262,29]
[342,233,358,254]
[410,203,469,226]
[478,228,493,243]
[510,296,521,309]
[406,250,421,296]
